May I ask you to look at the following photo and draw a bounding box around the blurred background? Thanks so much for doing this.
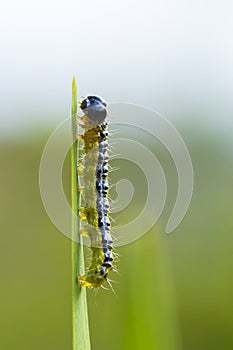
[0,0,233,349]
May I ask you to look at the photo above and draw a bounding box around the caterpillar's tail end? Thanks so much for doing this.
[78,274,105,289]
[78,275,93,288]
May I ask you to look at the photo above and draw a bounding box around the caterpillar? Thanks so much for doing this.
[77,96,114,288]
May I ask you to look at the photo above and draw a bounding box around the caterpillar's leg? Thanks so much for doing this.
[77,186,84,193]
[78,206,87,221]
[77,163,84,174]
[75,134,84,141]
[79,229,89,237]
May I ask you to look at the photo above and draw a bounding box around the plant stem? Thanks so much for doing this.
[71,77,91,350]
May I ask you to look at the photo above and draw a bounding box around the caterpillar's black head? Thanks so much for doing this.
[80,95,107,122]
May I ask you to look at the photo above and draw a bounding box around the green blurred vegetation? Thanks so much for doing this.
[0,125,233,350]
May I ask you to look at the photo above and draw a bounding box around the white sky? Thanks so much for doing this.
[0,0,233,135]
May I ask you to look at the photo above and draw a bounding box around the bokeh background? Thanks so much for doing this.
[1,1,233,349]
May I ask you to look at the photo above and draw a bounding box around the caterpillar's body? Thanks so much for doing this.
[78,96,113,288]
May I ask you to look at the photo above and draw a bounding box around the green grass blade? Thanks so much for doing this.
[71,77,91,350]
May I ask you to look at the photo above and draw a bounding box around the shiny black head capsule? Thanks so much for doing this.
[80,95,107,122]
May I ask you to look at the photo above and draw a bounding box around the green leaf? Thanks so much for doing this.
[71,77,91,350]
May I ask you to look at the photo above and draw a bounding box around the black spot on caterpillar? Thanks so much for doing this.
[77,96,114,288]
